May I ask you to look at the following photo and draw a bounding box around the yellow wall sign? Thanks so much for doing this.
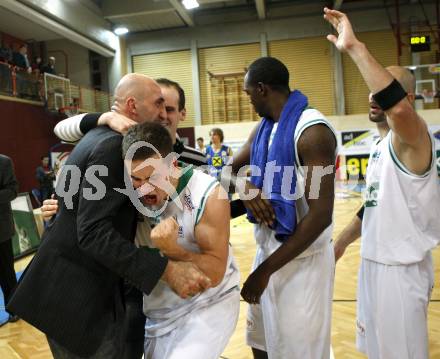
[410,36,427,44]
[410,35,430,52]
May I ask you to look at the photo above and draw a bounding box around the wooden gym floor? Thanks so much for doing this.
[1,191,439,358]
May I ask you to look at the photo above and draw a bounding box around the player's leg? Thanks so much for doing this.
[145,289,240,359]
[261,241,335,359]
[358,255,434,359]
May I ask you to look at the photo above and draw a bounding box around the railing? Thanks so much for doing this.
[0,61,112,113]
[0,61,41,100]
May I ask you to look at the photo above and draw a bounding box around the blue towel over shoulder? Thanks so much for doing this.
[247,90,308,241]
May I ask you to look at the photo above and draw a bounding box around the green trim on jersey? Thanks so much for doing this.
[175,164,194,195]
[388,136,431,178]
[195,179,218,225]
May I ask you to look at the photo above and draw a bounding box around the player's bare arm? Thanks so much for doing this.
[241,124,336,304]
[152,185,230,287]
[334,210,362,262]
[324,7,431,175]
[228,122,275,226]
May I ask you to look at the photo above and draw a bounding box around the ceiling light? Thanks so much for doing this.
[114,27,129,36]
[182,0,199,10]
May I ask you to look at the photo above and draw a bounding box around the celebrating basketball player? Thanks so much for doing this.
[325,7,440,359]
[123,122,240,359]
[232,56,338,359]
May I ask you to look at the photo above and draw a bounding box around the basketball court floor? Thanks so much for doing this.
[0,186,439,359]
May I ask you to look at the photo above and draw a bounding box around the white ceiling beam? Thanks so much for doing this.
[169,0,195,27]
[105,9,175,20]
[102,0,173,18]
[1,0,115,57]
[333,0,344,10]
[255,0,266,20]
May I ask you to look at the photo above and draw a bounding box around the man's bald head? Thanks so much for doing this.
[112,73,166,124]
[386,66,416,94]
[114,73,158,102]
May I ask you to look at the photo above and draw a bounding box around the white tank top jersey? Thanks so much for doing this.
[361,131,440,265]
[136,167,240,337]
[254,108,338,258]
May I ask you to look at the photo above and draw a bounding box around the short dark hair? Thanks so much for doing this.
[156,78,185,111]
[247,57,290,92]
[210,128,224,143]
[122,122,173,161]
[196,137,204,142]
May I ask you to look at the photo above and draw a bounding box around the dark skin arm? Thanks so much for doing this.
[241,124,336,304]
[230,122,275,226]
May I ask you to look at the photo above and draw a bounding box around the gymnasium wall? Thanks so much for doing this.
[126,4,440,124]
[0,98,60,194]
[132,50,195,127]
[198,43,261,125]
[268,37,335,115]
[45,39,92,87]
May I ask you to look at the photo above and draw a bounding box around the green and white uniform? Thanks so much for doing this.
[357,131,440,359]
[246,108,337,359]
[135,167,240,359]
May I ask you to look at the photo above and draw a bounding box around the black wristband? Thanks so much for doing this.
[80,113,102,134]
[372,79,407,111]
[356,206,364,220]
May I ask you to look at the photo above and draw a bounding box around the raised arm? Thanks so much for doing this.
[241,124,337,304]
[324,7,431,174]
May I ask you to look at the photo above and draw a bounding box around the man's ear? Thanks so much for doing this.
[406,92,416,105]
[257,82,266,95]
[180,108,187,122]
[126,97,136,116]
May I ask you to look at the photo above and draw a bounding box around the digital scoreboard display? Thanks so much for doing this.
[410,35,431,52]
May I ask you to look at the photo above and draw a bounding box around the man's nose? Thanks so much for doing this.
[159,104,167,121]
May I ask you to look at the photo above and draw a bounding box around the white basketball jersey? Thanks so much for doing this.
[361,131,440,265]
[255,108,338,258]
[136,167,240,337]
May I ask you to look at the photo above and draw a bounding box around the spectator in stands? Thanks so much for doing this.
[12,44,31,73]
[0,41,12,63]
[0,154,19,323]
[31,56,43,74]
[35,156,55,201]
[0,42,12,94]
[196,137,206,154]
[205,128,233,180]
[42,56,56,75]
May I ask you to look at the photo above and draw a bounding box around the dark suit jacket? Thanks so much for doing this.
[0,155,18,242]
[8,127,168,357]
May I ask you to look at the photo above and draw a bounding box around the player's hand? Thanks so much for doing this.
[334,240,347,263]
[240,181,275,227]
[41,195,58,222]
[323,7,360,53]
[97,111,137,135]
[162,260,212,299]
[241,266,271,304]
[151,217,186,259]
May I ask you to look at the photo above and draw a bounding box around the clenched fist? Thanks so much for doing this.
[41,196,59,221]
[151,217,187,260]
